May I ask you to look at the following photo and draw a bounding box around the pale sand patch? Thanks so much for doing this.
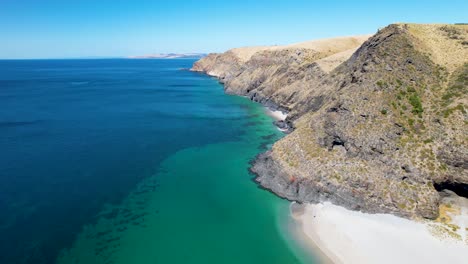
[315,47,360,73]
[230,46,272,62]
[293,200,468,264]
[229,35,372,62]
[265,108,288,121]
[281,35,371,54]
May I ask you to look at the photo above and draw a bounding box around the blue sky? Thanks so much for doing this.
[1,0,467,59]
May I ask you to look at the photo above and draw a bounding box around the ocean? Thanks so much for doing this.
[0,59,318,263]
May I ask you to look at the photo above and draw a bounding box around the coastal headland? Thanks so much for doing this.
[192,23,468,263]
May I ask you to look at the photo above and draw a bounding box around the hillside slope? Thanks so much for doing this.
[192,24,468,219]
[192,36,370,116]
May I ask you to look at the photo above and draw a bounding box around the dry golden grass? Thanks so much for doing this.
[436,202,461,223]
[229,35,371,62]
[229,46,273,62]
[280,35,371,54]
[315,47,360,73]
[403,23,468,73]
[428,223,462,241]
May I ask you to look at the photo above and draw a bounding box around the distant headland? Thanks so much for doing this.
[128,53,206,59]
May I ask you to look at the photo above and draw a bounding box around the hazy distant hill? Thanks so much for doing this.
[129,53,206,59]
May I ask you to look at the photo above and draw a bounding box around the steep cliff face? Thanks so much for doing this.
[192,36,370,112]
[192,24,468,219]
[192,51,242,80]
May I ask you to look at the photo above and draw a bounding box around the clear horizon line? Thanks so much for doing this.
[0,56,206,60]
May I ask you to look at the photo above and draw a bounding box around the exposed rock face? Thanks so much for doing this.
[192,36,370,112]
[192,24,468,219]
[192,51,242,80]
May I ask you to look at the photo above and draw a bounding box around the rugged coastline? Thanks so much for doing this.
[192,23,468,221]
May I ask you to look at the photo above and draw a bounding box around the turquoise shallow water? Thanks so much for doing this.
[0,59,318,263]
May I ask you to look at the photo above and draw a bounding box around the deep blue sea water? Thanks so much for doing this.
[0,59,317,264]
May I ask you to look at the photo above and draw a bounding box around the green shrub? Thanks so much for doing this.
[407,86,416,93]
[396,79,403,87]
[443,104,466,118]
[423,138,433,144]
[376,80,386,88]
[408,94,423,115]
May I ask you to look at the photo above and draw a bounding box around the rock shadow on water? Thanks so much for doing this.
[244,121,258,127]
[0,120,44,128]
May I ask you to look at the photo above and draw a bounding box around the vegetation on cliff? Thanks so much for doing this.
[192,23,468,219]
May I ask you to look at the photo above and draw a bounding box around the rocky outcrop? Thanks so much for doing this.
[192,23,468,219]
[192,51,242,80]
[192,36,369,112]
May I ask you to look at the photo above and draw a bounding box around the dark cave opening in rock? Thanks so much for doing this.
[331,136,345,150]
[434,181,468,198]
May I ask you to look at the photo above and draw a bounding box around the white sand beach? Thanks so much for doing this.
[291,193,468,264]
[266,108,288,121]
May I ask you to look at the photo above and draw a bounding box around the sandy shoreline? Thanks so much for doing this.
[265,108,288,121]
[290,195,468,264]
[288,203,334,264]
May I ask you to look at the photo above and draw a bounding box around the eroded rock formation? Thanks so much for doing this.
[192,24,468,219]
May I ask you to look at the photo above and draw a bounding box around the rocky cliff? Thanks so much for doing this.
[192,23,468,219]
